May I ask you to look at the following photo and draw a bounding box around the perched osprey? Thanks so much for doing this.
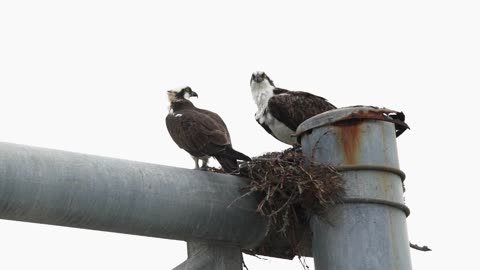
[250,71,336,145]
[165,86,251,173]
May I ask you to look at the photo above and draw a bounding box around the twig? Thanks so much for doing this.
[227,190,255,208]
[410,242,432,252]
[298,256,310,270]
[299,166,314,182]
[242,258,250,270]
[268,193,295,217]
[278,207,290,234]
[243,253,268,261]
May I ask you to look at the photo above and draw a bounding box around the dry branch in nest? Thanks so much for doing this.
[229,147,345,257]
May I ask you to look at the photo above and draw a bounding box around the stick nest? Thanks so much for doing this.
[214,147,345,257]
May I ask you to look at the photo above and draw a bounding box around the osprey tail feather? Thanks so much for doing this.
[214,147,251,173]
[219,147,251,162]
[216,157,239,173]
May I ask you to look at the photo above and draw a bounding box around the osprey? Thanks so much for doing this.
[250,71,336,145]
[165,86,251,173]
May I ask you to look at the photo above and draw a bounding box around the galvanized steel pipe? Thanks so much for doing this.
[0,142,267,249]
[297,107,412,270]
[172,241,242,270]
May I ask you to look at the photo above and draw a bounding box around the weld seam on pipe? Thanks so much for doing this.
[341,198,410,216]
[335,164,406,181]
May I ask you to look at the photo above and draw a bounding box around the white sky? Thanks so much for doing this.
[0,0,479,269]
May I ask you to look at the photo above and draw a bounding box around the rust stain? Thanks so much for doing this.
[334,120,362,164]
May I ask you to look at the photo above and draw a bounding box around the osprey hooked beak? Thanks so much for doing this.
[167,86,198,101]
[189,91,198,98]
[251,71,275,87]
[180,86,198,99]
[251,72,266,83]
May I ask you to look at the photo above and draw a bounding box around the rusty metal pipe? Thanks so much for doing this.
[297,106,412,270]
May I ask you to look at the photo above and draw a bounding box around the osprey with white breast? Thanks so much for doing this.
[250,71,336,145]
[165,86,251,173]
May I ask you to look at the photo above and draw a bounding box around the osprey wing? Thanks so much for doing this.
[165,110,231,157]
[255,116,281,141]
[196,108,231,141]
[267,89,336,131]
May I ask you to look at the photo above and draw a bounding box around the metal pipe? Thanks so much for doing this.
[172,241,242,270]
[0,142,267,249]
[297,107,412,270]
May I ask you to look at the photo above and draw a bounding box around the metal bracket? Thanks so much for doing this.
[172,241,242,270]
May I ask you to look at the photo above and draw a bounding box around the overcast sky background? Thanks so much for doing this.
[1,1,479,269]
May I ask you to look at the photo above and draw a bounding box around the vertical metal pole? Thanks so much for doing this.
[298,107,412,270]
[172,241,242,270]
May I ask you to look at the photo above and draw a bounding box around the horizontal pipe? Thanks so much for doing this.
[0,142,267,248]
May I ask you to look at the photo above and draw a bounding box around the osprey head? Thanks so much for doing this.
[250,71,275,87]
[167,86,198,102]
